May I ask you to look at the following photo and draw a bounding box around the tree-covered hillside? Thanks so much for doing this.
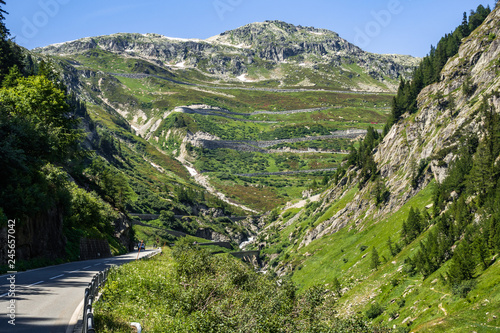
[0,2,249,270]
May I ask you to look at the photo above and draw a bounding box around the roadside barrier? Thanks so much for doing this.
[82,249,162,333]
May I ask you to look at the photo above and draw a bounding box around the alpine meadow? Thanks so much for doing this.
[1,1,500,332]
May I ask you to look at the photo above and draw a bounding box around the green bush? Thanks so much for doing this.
[95,245,390,332]
[365,302,384,319]
[452,279,477,298]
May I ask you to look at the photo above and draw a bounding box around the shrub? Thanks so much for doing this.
[365,302,384,319]
[397,298,406,308]
[452,279,477,298]
[462,75,477,97]
[95,246,391,332]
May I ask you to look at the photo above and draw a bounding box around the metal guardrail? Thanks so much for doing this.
[82,249,162,333]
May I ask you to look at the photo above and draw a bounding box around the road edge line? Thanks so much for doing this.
[66,297,84,333]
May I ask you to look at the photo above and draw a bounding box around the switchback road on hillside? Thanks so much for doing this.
[109,72,386,95]
[0,250,155,333]
[235,167,338,177]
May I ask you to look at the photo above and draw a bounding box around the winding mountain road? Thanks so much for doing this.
[235,167,337,177]
[109,72,385,95]
[0,250,154,333]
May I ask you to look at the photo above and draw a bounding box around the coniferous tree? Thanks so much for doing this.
[472,232,488,270]
[448,241,475,286]
[387,236,401,257]
[401,207,423,244]
[0,1,23,82]
[332,277,342,297]
[468,100,496,199]
[371,247,381,270]
[488,217,500,252]
[1,64,21,88]
[461,12,470,37]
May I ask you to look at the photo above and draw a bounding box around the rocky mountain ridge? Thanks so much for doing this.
[35,20,419,92]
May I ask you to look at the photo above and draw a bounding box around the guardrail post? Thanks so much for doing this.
[83,288,90,332]
[80,250,160,332]
[91,278,97,296]
[87,313,95,333]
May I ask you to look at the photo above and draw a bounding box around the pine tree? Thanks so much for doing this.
[384,5,490,134]
[373,178,389,206]
[468,140,494,197]
[347,143,358,166]
[472,233,488,270]
[402,207,423,244]
[1,64,21,88]
[488,217,500,251]
[400,220,408,243]
[448,241,475,286]
[461,12,470,37]
[332,277,342,297]
[0,0,23,82]
[371,247,381,270]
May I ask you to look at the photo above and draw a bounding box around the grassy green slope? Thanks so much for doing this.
[264,177,500,331]
[58,51,392,211]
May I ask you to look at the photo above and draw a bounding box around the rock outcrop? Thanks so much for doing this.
[0,205,66,263]
[288,7,500,249]
[35,21,419,92]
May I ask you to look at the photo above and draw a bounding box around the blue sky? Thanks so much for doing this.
[4,0,496,57]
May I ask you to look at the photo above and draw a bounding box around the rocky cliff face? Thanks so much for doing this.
[114,213,134,251]
[280,7,500,250]
[35,21,419,92]
[0,205,67,263]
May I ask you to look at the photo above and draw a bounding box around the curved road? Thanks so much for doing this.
[109,72,386,95]
[235,167,337,177]
[0,249,155,333]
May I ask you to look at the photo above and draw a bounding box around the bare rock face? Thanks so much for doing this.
[0,205,66,263]
[200,208,225,219]
[114,213,134,251]
[293,7,500,249]
[35,21,419,92]
[195,228,231,243]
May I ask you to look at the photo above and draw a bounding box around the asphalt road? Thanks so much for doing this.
[0,249,155,333]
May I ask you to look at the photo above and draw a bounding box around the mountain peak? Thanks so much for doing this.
[207,20,341,48]
[35,20,420,93]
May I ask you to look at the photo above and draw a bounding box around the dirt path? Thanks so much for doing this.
[287,194,322,210]
[235,168,337,177]
[438,302,448,316]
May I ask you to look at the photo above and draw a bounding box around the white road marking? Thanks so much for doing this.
[93,263,101,266]
[27,281,44,287]
[0,293,8,297]
[82,266,92,269]
[49,274,64,280]
[68,269,80,273]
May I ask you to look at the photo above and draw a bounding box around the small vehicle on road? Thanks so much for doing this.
[138,242,145,250]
